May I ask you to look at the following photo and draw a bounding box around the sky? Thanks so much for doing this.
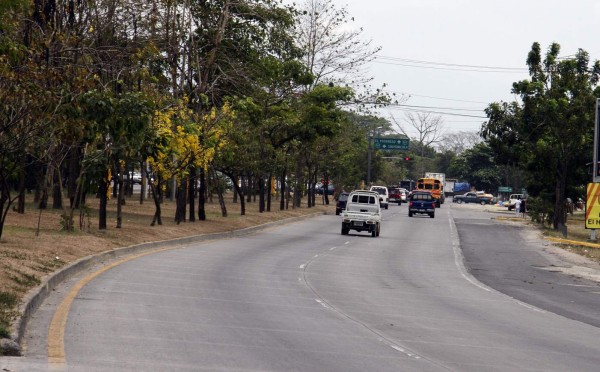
[328,0,600,137]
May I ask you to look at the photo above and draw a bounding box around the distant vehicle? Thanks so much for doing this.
[408,191,436,218]
[424,173,446,204]
[335,192,350,215]
[340,190,381,237]
[453,192,494,205]
[370,185,389,209]
[416,178,443,207]
[444,178,457,197]
[132,172,143,184]
[453,182,471,195]
[400,179,416,192]
[388,187,403,205]
[315,183,335,195]
[507,193,524,211]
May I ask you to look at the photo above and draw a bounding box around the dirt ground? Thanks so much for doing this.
[0,191,332,336]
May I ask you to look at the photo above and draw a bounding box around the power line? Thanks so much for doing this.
[394,103,485,112]
[390,91,490,105]
[375,55,529,73]
[385,105,488,119]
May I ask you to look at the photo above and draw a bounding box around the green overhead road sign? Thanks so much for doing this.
[374,138,409,150]
[498,186,513,192]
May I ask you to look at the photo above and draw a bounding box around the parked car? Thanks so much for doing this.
[454,192,494,205]
[315,183,335,195]
[507,193,524,211]
[132,172,143,184]
[335,192,350,215]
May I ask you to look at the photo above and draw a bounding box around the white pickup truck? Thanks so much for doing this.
[340,190,381,237]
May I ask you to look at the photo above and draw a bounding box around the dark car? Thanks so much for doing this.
[335,192,350,215]
[408,191,436,218]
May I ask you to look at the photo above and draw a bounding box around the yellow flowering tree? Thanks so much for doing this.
[145,99,232,225]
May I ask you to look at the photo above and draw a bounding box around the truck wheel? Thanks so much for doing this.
[336,209,340,215]
[376,223,380,237]
[429,213,435,218]
[371,227,376,237]
[385,204,388,210]
[457,199,463,204]
[398,201,402,205]
[341,225,349,235]
[480,200,486,205]
[408,212,413,217]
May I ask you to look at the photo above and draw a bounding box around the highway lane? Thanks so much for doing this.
[4,204,600,371]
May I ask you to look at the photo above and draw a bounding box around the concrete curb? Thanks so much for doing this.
[4,211,325,356]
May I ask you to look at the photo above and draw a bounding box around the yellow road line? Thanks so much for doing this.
[546,237,600,250]
[47,247,173,365]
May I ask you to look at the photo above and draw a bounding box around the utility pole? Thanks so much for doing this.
[367,127,382,187]
[367,132,372,187]
[591,99,600,240]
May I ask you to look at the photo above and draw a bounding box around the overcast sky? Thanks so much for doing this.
[328,0,600,136]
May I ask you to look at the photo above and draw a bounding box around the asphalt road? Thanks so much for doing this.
[3,203,600,371]
[453,205,600,328]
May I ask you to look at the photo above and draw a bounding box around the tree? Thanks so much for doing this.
[448,143,502,192]
[394,112,444,177]
[438,131,482,154]
[295,0,381,90]
[482,42,600,229]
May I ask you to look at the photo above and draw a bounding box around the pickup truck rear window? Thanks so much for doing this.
[351,194,376,204]
[411,193,433,201]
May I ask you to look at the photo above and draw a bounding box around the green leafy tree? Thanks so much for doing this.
[449,143,502,192]
[482,42,600,229]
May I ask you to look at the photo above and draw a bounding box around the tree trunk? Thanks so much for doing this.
[0,180,15,239]
[67,147,81,208]
[175,178,187,224]
[258,175,265,213]
[198,168,206,220]
[553,164,567,230]
[39,164,52,210]
[266,173,272,212]
[148,176,162,226]
[116,164,124,229]
[234,176,245,216]
[323,172,330,205]
[280,168,286,211]
[16,154,26,214]
[246,173,253,203]
[99,169,108,230]
[188,166,196,222]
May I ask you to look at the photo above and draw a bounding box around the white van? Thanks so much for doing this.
[508,194,524,211]
[369,185,389,209]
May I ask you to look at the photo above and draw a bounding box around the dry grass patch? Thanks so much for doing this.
[538,211,600,262]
